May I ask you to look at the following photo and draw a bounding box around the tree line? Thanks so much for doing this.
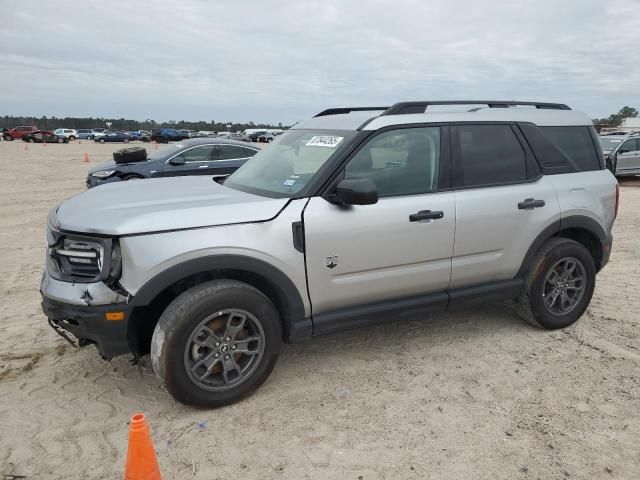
[592,106,638,126]
[0,115,288,132]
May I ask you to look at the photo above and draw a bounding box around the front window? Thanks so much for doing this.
[225,129,355,197]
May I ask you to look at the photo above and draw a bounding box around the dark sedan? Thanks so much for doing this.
[86,138,260,187]
[95,131,132,143]
[22,130,69,143]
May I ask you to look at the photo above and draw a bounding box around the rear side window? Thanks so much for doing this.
[520,124,601,173]
[452,125,527,187]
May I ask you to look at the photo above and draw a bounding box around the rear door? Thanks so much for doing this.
[616,138,640,174]
[450,124,561,288]
[215,144,259,175]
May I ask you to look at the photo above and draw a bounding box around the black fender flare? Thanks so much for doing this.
[516,216,607,278]
[130,255,311,342]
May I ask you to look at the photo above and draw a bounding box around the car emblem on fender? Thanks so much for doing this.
[325,256,339,269]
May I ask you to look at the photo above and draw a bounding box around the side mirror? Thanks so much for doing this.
[169,156,185,166]
[333,178,378,205]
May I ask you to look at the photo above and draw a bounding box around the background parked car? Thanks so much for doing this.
[126,131,144,140]
[602,133,640,177]
[95,131,132,143]
[53,128,78,141]
[76,129,95,140]
[150,128,188,143]
[87,138,260,187]
[258,131,274,143]
[3,125,38,141]
[22,130,68,143]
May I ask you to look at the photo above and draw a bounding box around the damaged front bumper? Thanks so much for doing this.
[40,273,132,358]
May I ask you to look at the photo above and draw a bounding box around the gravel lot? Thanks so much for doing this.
[0,140,638,479]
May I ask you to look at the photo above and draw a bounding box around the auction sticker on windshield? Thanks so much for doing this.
[306,136,344,148]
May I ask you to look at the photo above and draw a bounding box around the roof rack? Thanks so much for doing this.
[314,107,389,117]
[381,101,571,116]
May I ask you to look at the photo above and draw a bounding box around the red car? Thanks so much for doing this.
[22,130,69,144]
[3,125,38,141]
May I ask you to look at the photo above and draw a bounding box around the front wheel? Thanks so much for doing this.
[30,138,35,143]
[99,138,105,144]
[516,238,596,329]
[57,137,64,143]
[69,136,76,141]
[151,280,282,407]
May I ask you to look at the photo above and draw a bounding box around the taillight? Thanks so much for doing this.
[614,183,620,219]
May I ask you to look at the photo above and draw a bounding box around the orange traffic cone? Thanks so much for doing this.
[123,413,161,480]
[83,152,90,163]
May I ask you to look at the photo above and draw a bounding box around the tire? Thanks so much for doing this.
[29,138,35,143]
[124,138,130,143]
[57,137,64,143]
[113,146,147,163]
[69,136,76,141]
[99,138,105,144]
[121,174,142,181]
[516,238,596,329]
[151,280,282,408]
[5,136,13,141]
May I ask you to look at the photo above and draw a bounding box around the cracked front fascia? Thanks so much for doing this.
[41,273,129,306]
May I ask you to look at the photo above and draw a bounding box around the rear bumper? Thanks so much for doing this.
[41,295,132,359]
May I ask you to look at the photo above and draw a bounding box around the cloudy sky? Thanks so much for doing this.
[1,0,639,124]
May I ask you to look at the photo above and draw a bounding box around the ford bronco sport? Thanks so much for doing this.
[41,101,618,407]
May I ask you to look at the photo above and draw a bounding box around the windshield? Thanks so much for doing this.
[599,137,624,151]
[225,129,355,197]
[146,142,189,161]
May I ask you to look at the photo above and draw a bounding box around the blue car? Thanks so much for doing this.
[95,131,132,143]
[149,128,189,143]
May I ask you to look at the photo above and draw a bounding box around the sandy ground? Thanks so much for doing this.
[0,140,638,480]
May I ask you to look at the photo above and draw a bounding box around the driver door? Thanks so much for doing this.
[616,138,640,174]
[303,126,455,321]
[162,144,217,177]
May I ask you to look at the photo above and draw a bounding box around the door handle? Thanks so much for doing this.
[518,198,545,210]
[409,210,444,222]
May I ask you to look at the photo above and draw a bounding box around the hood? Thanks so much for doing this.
[56,176,289,235]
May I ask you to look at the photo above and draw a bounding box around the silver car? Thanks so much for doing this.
[41,101,618,407]
[600,133,640,176]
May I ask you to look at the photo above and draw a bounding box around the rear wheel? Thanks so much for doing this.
[57,137,64,143]
[151,280,282,407]
[516,238,596,329]
[69,136,76,141]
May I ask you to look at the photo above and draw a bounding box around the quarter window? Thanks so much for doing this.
[345,127,440,197]
[453,125,526,187]
[539,126,600,171]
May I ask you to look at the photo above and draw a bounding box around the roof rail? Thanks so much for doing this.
[314,107,389,117]
[381,101,571,116]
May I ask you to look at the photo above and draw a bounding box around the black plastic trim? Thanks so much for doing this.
[312,292,448,336]
[448,279,523,310]
[314,107,389,117]
[381,101,570,116]
[130,255,311,342]
[41,295,131,359]
[292,221,305,253]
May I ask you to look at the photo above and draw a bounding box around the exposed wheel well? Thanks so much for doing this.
[553,227,603,270]
[127,269,293,355]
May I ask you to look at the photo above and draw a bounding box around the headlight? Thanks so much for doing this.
[91,170,116,179]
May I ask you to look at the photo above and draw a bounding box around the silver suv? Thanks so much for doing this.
[41,101,618,407]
